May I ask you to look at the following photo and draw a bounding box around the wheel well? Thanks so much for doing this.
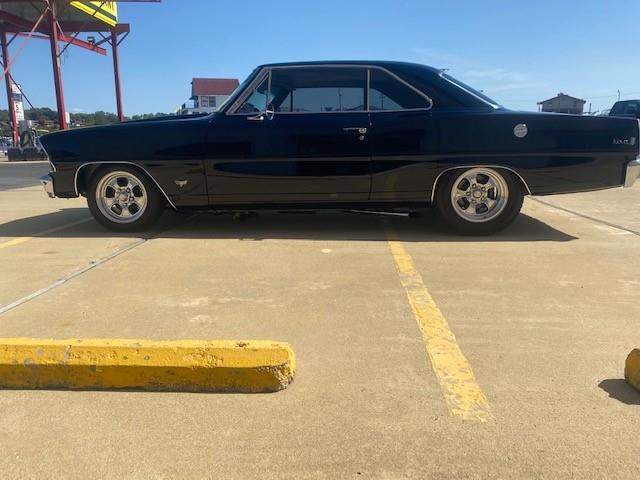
[431,166,531,204]
[75,162,176,210]
[76,164,100,196]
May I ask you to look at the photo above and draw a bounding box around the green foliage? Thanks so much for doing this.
[0,108,173,134]
[129,112,172,121]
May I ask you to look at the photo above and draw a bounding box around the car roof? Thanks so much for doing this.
[256,60,441,74]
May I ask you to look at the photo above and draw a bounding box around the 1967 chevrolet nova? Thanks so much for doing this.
[40,61,640,235]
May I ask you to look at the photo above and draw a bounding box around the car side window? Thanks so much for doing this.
[237,76,271,113]
[269,67,366,113]
[369,69,431,110]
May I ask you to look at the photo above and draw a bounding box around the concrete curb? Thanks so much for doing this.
[0,338,296,393]
[625,349,640,392]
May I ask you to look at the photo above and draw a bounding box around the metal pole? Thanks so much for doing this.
[48,3,67,130]
[111,28,124,122]
[1,31,18,145]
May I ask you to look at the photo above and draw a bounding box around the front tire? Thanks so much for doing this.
[87,166,164,232]
[434,167,524,236]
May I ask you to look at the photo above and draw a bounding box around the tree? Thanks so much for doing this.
[0,108,175,133]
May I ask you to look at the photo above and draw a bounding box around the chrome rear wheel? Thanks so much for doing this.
[450,168,509,223]
[435,167,524,235]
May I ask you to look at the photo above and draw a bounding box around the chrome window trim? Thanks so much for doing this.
[226,68,271,115]
[368,66,434,111]
[429,165,532,203]
[73,162,178,210]
[226,63,434,115]
[438,72,500,109]
[366,68,371,111]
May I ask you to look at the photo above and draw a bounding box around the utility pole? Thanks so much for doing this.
[618,89,621,102]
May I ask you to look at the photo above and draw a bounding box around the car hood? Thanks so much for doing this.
[40,116,210,165]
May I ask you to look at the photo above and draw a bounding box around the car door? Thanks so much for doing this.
[367,68,439,201]
[205,66,371,204]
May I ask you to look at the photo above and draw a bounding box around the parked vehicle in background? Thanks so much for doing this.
[40,61,640,236]
[610,100,640,119]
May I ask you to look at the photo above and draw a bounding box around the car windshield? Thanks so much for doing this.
[440,72,501,107]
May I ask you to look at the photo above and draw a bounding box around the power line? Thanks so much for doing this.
[496,91,640,103]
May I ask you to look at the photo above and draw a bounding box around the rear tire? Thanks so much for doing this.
[434,167,524,236]
[87,166,164,232]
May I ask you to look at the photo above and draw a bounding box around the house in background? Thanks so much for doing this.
[537,93,586,114]
[180,78,240,114]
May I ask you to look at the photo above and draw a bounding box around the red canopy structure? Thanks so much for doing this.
[0,0,159,145]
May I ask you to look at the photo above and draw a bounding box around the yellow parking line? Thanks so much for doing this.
[0,217,92,249]
[387,232,493,422]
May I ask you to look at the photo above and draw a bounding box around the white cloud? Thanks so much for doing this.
[409,47,548,93]
[463,68,530,83]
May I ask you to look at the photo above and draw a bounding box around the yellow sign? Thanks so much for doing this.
[70,1,118,27]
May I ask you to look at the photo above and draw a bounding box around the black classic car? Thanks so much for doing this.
[40,61,640,235]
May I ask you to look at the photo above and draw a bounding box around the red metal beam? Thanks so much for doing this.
[0,0,147,129]
[111,27,123,121]
[59,34,106,55]
[15,31,106,54]
[48,2,67,129]
[1,32,18,144]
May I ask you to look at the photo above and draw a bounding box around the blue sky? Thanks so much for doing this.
[4,0,640,115]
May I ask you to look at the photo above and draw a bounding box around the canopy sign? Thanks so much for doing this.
[70,1,118,27]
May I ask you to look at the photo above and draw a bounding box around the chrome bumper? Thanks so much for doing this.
[40,174,54,198]
[624,157,640,188]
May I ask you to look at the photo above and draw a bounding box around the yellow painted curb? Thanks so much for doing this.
[0,338,295,393]
[625,348,640,392]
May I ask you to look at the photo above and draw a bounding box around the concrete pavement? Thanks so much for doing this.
[0,162,638,479]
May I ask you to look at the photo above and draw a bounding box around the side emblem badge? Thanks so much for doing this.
[514,123,528,138]
[613,137,637,146]
[174,180,188,188]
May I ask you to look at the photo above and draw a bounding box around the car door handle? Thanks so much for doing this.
[343,127,368,135]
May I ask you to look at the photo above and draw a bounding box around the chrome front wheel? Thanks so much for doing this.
[95,171,148,224]
[88,166,164,232]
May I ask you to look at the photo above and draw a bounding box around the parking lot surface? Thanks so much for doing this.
[1,161,639,479]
